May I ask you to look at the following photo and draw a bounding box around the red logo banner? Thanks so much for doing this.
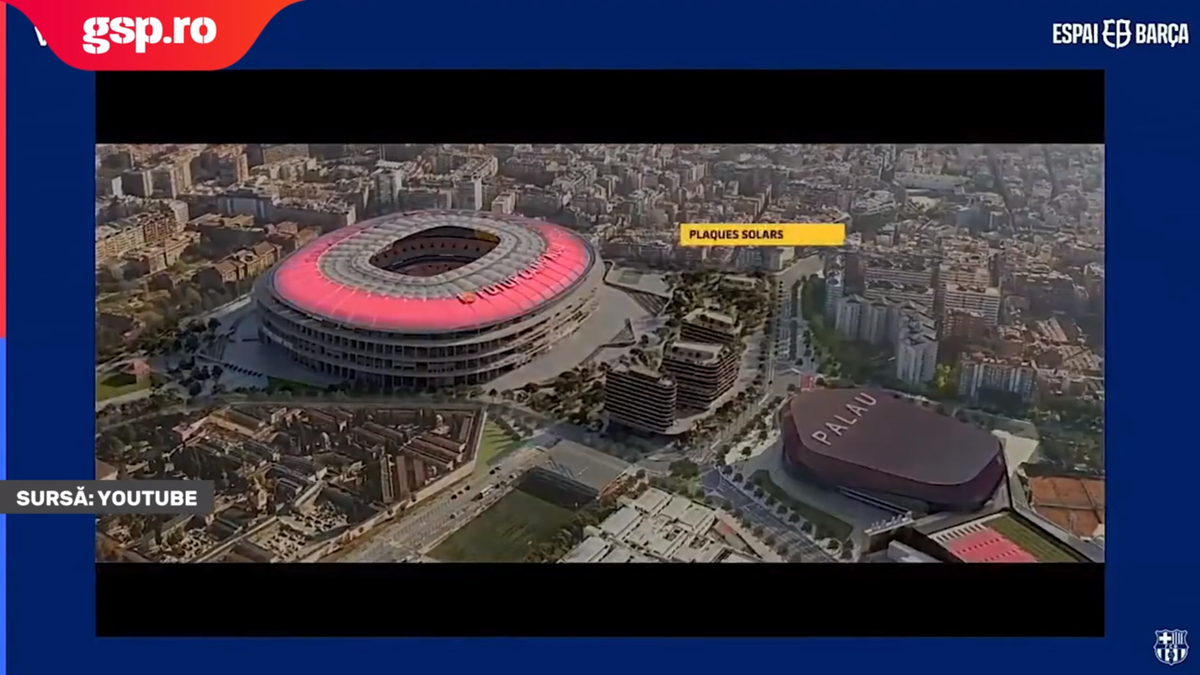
[7,0,302,70]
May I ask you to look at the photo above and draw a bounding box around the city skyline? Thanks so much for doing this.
[95,143,1104,566]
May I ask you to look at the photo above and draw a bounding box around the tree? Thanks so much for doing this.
[751,524,765,537]
[207,317,221,331]
[733,472,744,483]
[669,458,700,479]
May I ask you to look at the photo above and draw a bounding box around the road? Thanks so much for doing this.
[193,294,254,326]
[702,468,838,563]
[768,259,831,400]
[340,445,547,562]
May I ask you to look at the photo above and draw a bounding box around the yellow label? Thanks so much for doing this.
[678,223,845,247]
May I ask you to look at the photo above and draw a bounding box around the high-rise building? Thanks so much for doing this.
[824,270,844,319]
[456,178,484,210]
[681,309,740,345]
[895,314,938,385]
[942,307,990,341]
[857,298,891,345]
[491,193,516,214]
[940,283,1001,327]
[834,294,866,338]
[662,341,738,410]
[958,354,1037,401]
[120,170,153,198]
[604,366,677,434]
[763,247,793,271]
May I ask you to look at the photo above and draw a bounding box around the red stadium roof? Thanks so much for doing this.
[270,215,593,333]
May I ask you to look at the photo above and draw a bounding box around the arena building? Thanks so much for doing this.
[254,210,603,389]
[781,388,1005,512]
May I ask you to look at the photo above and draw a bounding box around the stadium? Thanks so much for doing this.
[781,388,1005,512]
[254,210,603,389]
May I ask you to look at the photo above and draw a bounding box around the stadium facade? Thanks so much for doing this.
[254,210,603,389]
[781,388,1005,511]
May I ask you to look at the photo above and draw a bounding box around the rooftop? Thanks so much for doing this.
[787,389,1002,486]
[1028,475,1105,539]
[540,440,630,492]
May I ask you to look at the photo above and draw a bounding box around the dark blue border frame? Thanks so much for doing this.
[8,1,1200,671]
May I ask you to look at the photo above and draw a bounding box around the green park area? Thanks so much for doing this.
[751,470,854,541]
[96,371,150,401]
[430,490,576,562]
[476,421,522,468]
[988,514,1080,563]
[266,376,319,394]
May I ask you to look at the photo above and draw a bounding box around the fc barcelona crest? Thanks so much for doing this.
[1156,629,1189,666]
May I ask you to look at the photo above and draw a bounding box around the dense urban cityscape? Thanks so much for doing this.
[94,143,1104,565]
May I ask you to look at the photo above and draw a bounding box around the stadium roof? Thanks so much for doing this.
[788,388,1002,486]
[270,211,595,333]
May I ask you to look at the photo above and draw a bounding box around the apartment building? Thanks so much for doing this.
[95,223,146,263]
[941,283,1001,327]
[604,366,677,434]
[681,309,740,345]
[895,314,938,385]
[661,341,738,411]
[958,354,1038,402]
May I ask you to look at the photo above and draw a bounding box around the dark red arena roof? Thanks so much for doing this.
[781,388,1004,510]
[268,211,596,333]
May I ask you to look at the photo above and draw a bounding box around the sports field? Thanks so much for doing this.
[96,372,150,401]
[477,421,522,468]
[430,490,575,562]
[987,513,1079,563]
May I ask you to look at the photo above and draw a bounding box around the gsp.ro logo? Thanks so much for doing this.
[83,17,217,54]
